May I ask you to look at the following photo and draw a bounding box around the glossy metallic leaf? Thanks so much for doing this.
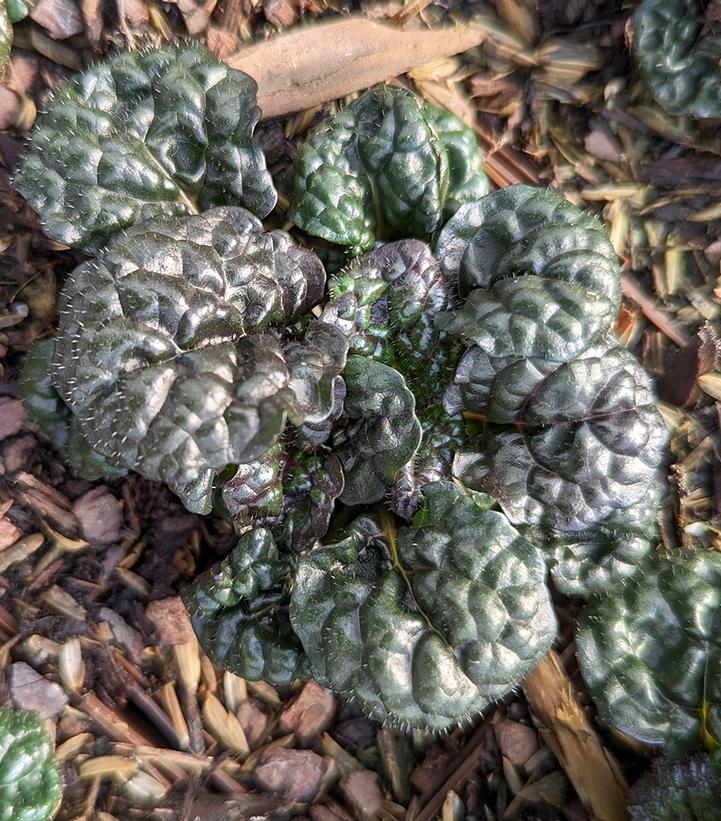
[333,356,421,506]
[14,44,276,253]
[220,448,344,551]
[0,707,62,821]
[20,339,127,482]
[289,87,453,254]
[577,549,721,754]
[391,405,466,520]
[321,239,461,395]
[219,446,284,530]
[453,340,668,533]
[436,184,621,361]
[633,0,721,118]
[272,450,344,551]
[51,208,345,499]
[424,102,490,220]
[546,484,662,596]
[290,481,556,730]
[183,528,304,685]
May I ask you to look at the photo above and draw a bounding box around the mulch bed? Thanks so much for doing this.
[1,0,720,818]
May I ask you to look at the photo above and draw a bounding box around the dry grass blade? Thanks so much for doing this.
[228,17,499,118]
[523,651,629,821]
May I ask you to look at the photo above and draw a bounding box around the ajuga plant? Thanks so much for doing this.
[16,43,677,736]
[632,0,721,118]
[0,707,62,821]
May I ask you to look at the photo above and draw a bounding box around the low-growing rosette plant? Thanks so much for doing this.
[17,42,707,751]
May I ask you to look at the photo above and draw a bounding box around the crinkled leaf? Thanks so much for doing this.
[282,321,349,425]
[288,107,375,255]
[52,208,343,497]
[14,44,276,253]
[170,471,215,516]
[321,239,461,396]
[437,184,621,360]
[629,751,721,820]
[633,0,721,118]
[391,405,466,520]
[183,528,304,685]
[219,445,284,530]
[0,706,62,821]
[290,481,556,730]
[577,549,721,754]
[20,339,70,452]
[289,87,449,254]
[219,448,343,551]
[272,450,344,551]
[334,356,421,506]
[293,377,346,451]
[545,483,662,596]
[424,102,490,220]
[20,339,126,481]
[453,340,668,533]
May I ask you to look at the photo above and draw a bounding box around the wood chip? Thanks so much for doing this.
[9,660,68,720]
[278,680,336,744]
[523,651,629,821]
[146,596,195,645]
[59,637,85,695]
[254,747,330,803]
[0,399,26,441]
[228,17,496,118]
[72,487,121,544]
[0,532,44,572]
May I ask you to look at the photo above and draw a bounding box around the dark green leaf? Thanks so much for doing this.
[219,448,343,551]
[423,102,490,220]
[577,549,721,754]
[633,0,721,118]
[51,208,343,503]
[20,339,126,481]
[391,405,466,519]
[14,44,276,252]
[271,450,344,551]
[333,356,421,506]
[321,239,461,396]
[436,184,621,361]
[219,446,284,530]
[183,528,304,685]
[0,706,63,821]
[290,481,556,730]
[453,339,667,533]
[289,87,451,254]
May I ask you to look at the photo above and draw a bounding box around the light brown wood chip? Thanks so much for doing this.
[523,651,629,821]
[227,17,492,118]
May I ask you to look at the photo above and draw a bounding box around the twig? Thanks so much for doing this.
[621,274,690,348]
